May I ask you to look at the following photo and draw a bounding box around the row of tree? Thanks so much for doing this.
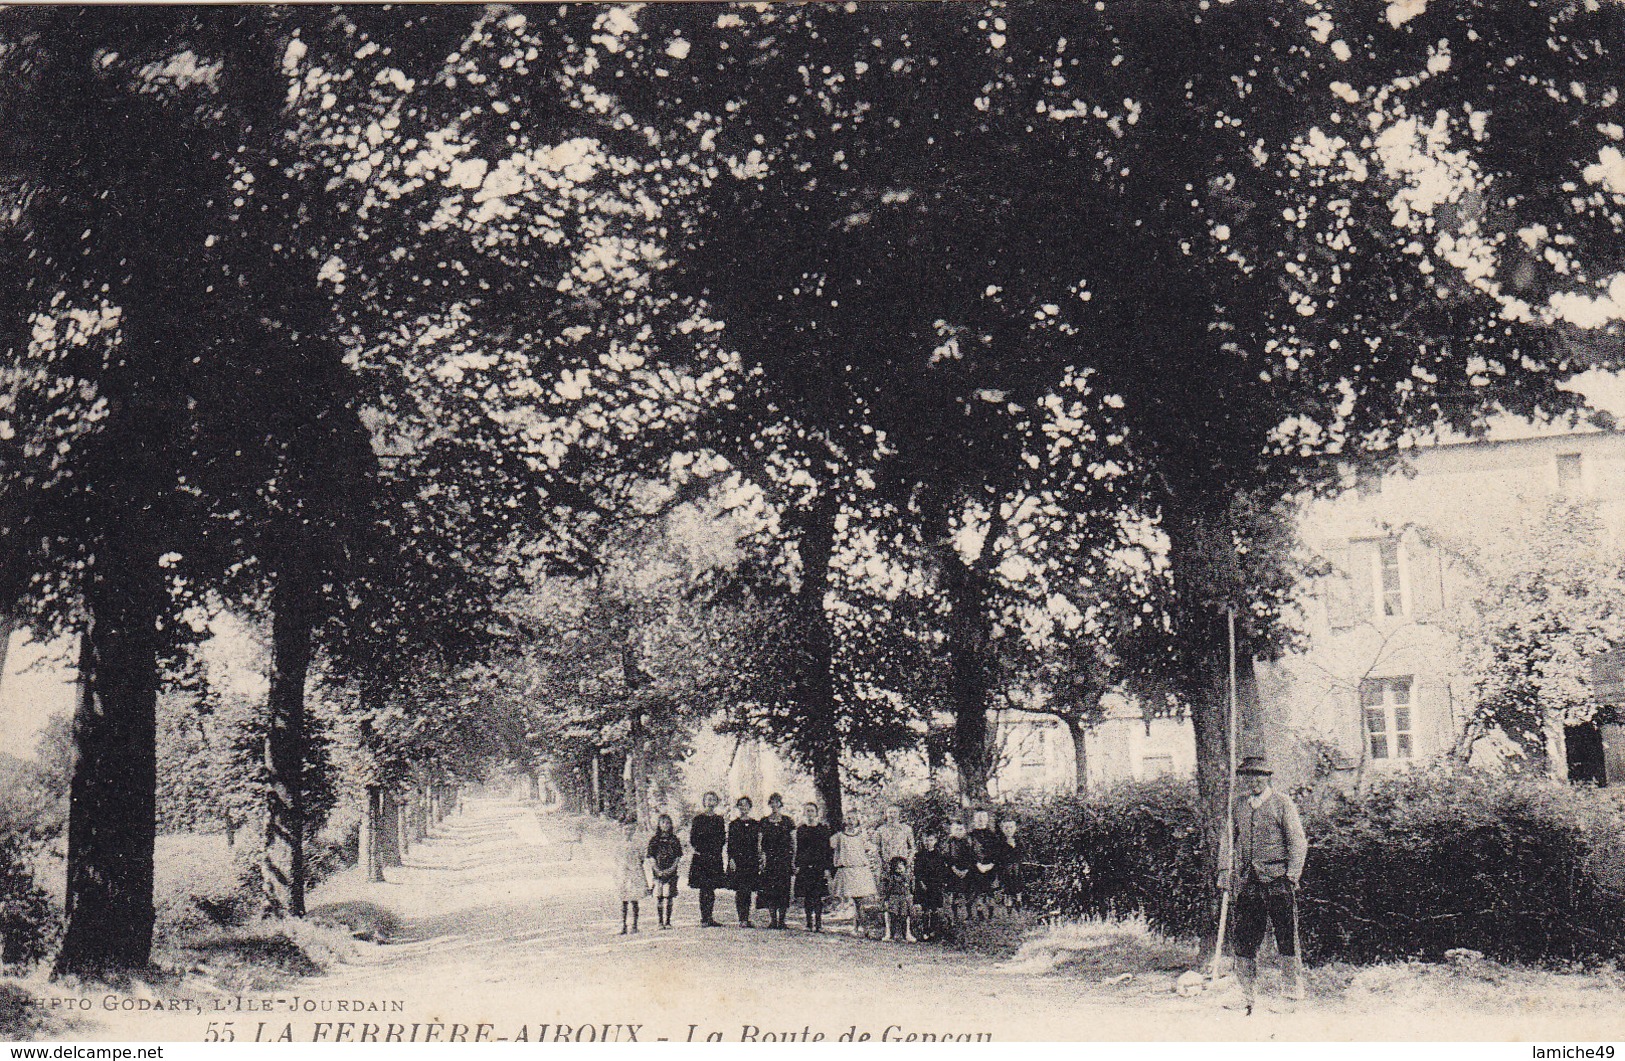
[1,0,1622,977]
[537,0,1625,842]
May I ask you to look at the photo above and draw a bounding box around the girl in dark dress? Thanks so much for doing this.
[913,828,950,940]
[725,796,762,927]
[756,793,796,929]
[795,802,834,931]
[941,819,974,926]
[688,791,727,927]
[993,817,1026,917]
[968,809,998,923]
[647,813,684,929]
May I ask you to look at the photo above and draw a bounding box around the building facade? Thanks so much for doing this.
[1261,427,1625,789]
[989,427,1625,795]
[987,699,1198,797]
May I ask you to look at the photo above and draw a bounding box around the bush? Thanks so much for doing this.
[893,789,963,835]
[0,747,67,972]
[0,835,61,970]
[306,817,360,890]
[896,778,1208,942]
[154,837,269,941]
[937,767,1625,965]
[1018,779,1210,943]
[1302,767,1625,964]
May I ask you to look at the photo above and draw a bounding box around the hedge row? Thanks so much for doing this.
[900,767,1625,964]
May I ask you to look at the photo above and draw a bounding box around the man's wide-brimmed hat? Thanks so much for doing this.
[1237,755,1273,775]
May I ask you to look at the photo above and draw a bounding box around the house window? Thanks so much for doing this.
[1557,453,1584,498]
[1019,726,1047,773]
[1361,677,1416,760]
[1141,754,1175,778]
[1376,538,1408,617]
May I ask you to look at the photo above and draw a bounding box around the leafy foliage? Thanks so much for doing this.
[1306,767,1625,963]
[0,833,59,970]
[0,722,70,970]
[5,0,1625,970]
[1439,500,1625,767]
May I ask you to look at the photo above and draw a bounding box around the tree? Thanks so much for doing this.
[1432,499,1625,773]
[0,10,320,971]
[7,5,673,935]
[589,0,1625,825]
[505,505,749,821]
[0,6,559,954]
[571,4,1150,800]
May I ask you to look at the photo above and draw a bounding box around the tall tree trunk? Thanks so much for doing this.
[924,486,1009,804]
[1063,715,1090,796]
[390,789,409,861]
[795,493,844,829]
[0,612,15,696]
[57,550,162,977]
[364,786,387,883]
[358,691,390,880]
[1162,505,1266,954]
[812,744,844,833]
[262,564,317,918]
[621,640,649,824]
[939,549,995,801]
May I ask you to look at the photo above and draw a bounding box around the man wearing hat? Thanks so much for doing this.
[1218,755,1308,1012]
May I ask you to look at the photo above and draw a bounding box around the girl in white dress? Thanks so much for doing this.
[830,812,877,936]
[615,819,650,934]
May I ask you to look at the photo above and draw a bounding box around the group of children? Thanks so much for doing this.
[613,796,1029,942]
[890,808,1029,942]
[615,813,685,932]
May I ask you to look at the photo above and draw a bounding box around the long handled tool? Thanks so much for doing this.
[1287,878,1305,1000]
[1208,885,1232,986]
[1207,607,1241,988]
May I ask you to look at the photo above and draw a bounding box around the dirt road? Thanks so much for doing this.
[17,799,1625,1042]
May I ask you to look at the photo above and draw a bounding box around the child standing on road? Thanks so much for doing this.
[941,819,974,927]
[831,812,877,937]
[616,819,651,934]
[968,809,998,924]
[876,804,916,874]
[880,856,917,943]
[795,802,834,932]
[647,814,684,929]
[913,829,949,941]
[993,817,1026,917]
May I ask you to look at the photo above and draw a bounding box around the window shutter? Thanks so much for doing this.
[1414,677,1451,758]
[1348,539,1380,625]
[1323,545,1358,630]
[1410,541,1445,621]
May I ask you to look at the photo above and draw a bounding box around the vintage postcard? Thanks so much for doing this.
[2,0,1625,1045]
